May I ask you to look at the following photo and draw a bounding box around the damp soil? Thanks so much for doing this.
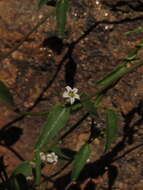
[0,0,143,189]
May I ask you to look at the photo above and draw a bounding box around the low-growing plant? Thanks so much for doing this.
[0,0,143,189]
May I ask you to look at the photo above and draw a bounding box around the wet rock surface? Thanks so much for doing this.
[0,0,143,189]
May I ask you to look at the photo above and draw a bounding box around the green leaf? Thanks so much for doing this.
[124,40,143,62]
[124,26,143,35]
[56,0,69,37]
[71,103,82,113]
[81,94,97,118]
[12,161,32,177]
[96,66,127,86]
[94,92,104,107]
[37,0,49,8]
[0,80,15,109]
[104,109,118,153]
[71,144,91,181]
[35,104,70,150]
[124,47,138,62]
[135,40,143,48]
[34,150,41,185]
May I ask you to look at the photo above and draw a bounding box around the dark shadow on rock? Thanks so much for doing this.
[67,184,81,190]
[121,100,143,145]
[0,127,24,161]
[46,0,57,7]
[65,55,77,88]
[42,35,77,87]
[61,148,76,160]
[84,180,96,190]
[0,173,30,190]
[43,36,65,55]
[0,127,23,146]
[0,156,8,183]
[52,174,71,190]
[103,0,143,13]
[107,165,118,190]
[88,118,102,143]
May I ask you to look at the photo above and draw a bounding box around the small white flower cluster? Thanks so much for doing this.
[63,86,80,105]
[96,1,100,5]
[40,152,58,165]
[26,176,33,181]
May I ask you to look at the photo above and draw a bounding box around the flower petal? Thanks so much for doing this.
[73,88,78,93]
[63,91,69,98]
[74,94,80,100]
[65,86,72,92]
[70,97,75,104]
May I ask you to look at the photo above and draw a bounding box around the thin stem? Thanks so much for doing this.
[0,10,55,60]
[18,111,49,116]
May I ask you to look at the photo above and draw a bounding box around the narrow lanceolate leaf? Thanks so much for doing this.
[104,109,118,153]
[38,0,49,9]
[0,80,15,109]
[71,144,91,181]
[34,150,41,185]
[12,161,32,177]
[56,0,69,37]
[81,94,97,118]
[96,66,127,86]
[35,104,70,150]
[125,26,143,35]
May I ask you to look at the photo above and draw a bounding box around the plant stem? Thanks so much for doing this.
[18,111,49,116]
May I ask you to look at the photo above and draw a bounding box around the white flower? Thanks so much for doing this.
[63,86,80,104]
[40,152,46,162]
[46,152,58,164]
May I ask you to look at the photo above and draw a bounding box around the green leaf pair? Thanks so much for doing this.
[96,65,127,86]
